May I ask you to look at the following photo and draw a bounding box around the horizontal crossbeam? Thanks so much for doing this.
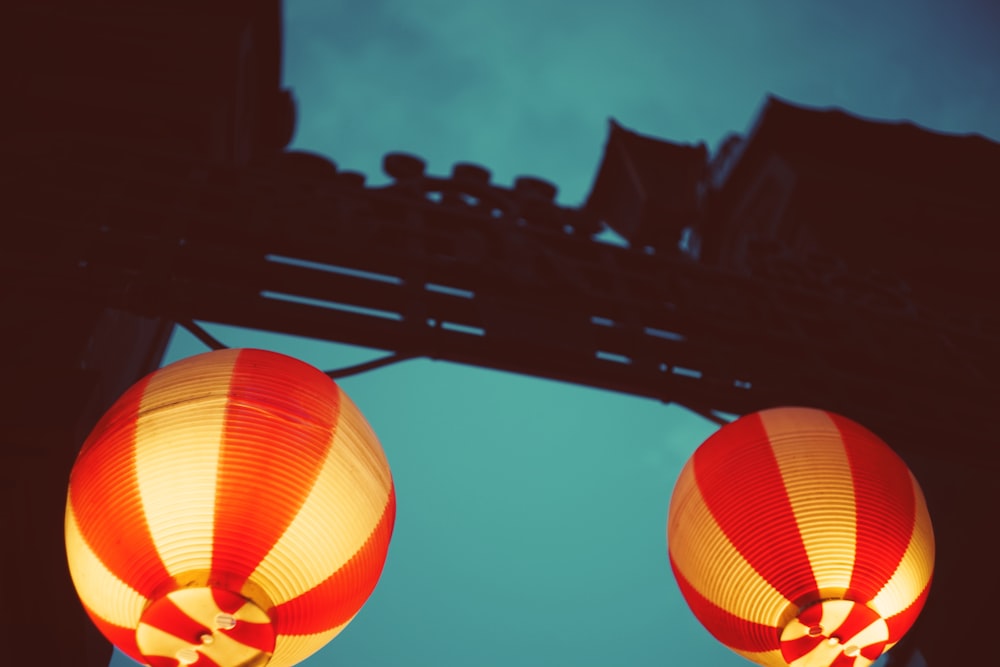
[4,146,995,455]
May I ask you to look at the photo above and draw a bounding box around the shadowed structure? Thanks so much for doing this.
[2,3,997,666]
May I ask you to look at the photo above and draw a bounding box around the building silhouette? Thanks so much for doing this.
[3,2,997,666]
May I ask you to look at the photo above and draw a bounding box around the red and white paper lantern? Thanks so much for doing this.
[65,348,396,667]
[667,407,934,667]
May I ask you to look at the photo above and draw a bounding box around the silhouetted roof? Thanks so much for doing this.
[714,94,1000,204]
[585,119,707,249]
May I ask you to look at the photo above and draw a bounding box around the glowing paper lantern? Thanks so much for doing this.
[65,348,395,667]
[667,406,933,667]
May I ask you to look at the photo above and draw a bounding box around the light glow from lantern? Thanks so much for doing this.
[65,348,395,667]
[667,406,934,667]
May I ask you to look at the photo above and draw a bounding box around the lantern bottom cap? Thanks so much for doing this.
[136,586,275,667]
[779,599,888,667]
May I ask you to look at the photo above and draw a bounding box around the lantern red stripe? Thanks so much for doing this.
[140,593,212,644]
[146,655,195,667]
[212,588,246,614]
[67,349,397,665]
[668,407,933,667]
[147,654,221,667]
[275,485,396,636]
[884,578,930,643]
[87,612,144,664]
[211,349,341,588]
[835,602,885,646]
[780,606,821,662]
[69,374,172,599]
[780,633,822,663]
[830,655,857,667]
[671,554,780,654]
[835,414,916,602]
[860,642,886,662]
[694,413,817,604]
[224,619,278,654]
[796,602,823,627]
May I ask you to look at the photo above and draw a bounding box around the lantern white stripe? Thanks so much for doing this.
[668,457,792,627]
[65,502,149,627]
[787,644,849,667]
[251,390,393,605]
[135,354,237,578]
[135,400,229,577]
[65,499,148,628]
[786,620,888,667]
[132,624,195,661]
[268,619,354,667]
[762,408,857,596]
[732,647,785,667]
[66,349,396,667]
[135,625,274,667]
[668,407,933,667]
[137,591,274,665]
[818,597,853,634]
[844,619,890,655]
[871,473,935,618]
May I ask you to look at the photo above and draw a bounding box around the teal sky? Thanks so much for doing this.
[111,1,999,666]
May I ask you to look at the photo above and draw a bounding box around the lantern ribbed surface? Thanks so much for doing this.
[65,349,396,667]
[667,407,933,667]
